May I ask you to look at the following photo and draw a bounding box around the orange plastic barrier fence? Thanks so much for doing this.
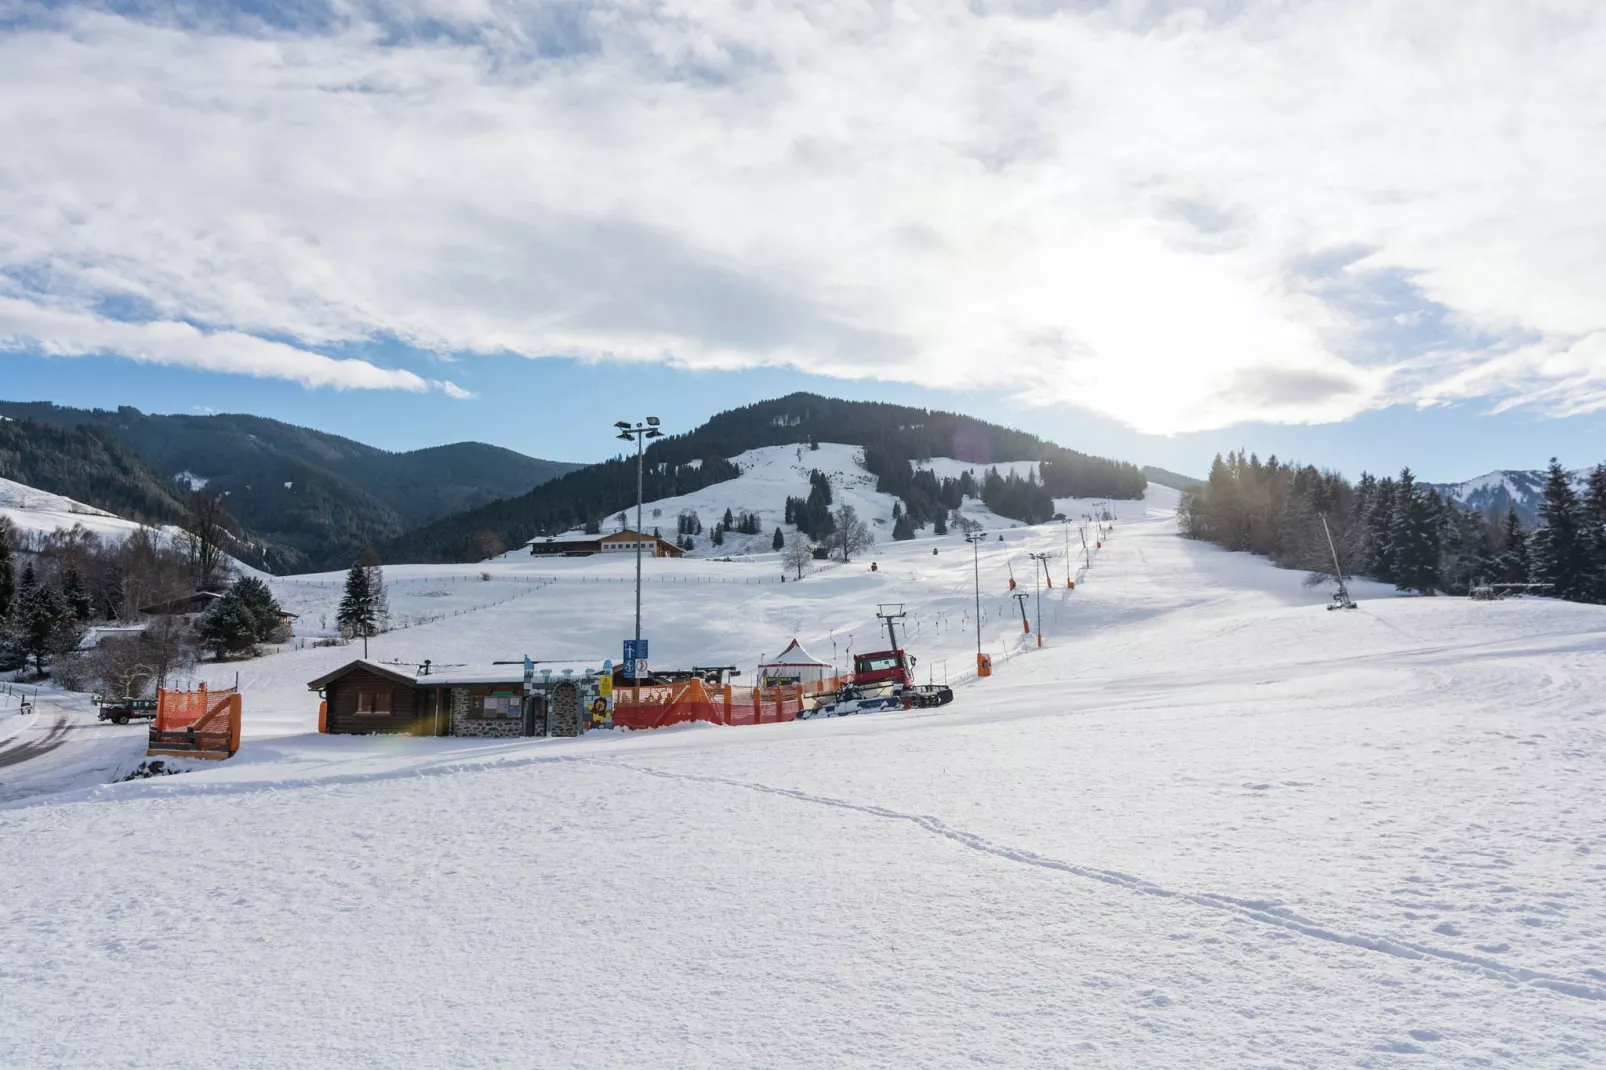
[613,680,803,731]
[151,686,242,757]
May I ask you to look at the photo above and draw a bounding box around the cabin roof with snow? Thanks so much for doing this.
[138,591,222,616]
[420,660,611,687]
[760,639,830,667]
[306,659,419,691]
[308,658,613,691]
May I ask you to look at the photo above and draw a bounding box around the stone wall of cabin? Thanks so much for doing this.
[449,687,523,738]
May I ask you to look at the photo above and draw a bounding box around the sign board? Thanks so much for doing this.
[622,639,649,680]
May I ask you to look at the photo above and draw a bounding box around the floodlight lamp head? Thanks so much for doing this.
[646,416,661,426]
[617,431,633,441]
[614,420,632,429]
[645,429,664,439]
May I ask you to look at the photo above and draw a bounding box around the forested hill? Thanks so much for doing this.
[0,417,187,527]
[0,402,579,573]
[383,393,1147,563]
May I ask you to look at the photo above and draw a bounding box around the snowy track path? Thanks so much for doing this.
[602,758,1606,1004]
[0,716,70,769]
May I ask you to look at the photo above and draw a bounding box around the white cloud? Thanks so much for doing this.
[0,298,467,396]
[0,1,1601,432]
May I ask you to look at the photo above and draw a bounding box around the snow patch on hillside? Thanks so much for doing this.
[0,475,154,542]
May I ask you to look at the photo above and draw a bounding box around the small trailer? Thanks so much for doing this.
[96,697,159,725]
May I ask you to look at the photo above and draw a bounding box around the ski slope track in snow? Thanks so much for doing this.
[3,480,1606,1067]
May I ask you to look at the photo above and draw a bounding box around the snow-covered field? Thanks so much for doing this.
[4,480,1606,1067]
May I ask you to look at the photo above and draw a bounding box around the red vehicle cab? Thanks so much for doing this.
[851,650,913,690]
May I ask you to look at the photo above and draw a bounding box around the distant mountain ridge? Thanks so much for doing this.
[1141,465,1203,489]
[383,392,1148,563]
[0,416,187,529]
[0,401,579,572]
[1430,468,1589,525]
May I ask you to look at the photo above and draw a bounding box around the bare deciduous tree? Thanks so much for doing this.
[830,505,874,563]
[183,490,237,592]
[782,533,814,580]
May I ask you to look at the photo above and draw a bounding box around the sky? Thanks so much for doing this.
[2,0,1604,482]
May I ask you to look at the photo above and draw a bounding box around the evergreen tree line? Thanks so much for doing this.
[668,393,1146,500]
[784,470,837,542]
[1180,451,1606,600]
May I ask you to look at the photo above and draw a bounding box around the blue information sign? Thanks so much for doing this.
[622,639,649,679]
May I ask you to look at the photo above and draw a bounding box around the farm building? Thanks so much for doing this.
[307,658,612,738]
[527,529,684,558]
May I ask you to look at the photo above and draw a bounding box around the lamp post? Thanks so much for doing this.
[1060,518,1073,587]
[1028,551,1050,646]
[965,531,987,674]
[614,417,665,677]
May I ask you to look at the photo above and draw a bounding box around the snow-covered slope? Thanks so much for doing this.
[527,442,1080,559]
[5,485,1605,1066]
[0,475,156,541]
[0,475,267,579]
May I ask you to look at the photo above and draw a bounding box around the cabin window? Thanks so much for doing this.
[857,655,901,672]
[355,689,393,715]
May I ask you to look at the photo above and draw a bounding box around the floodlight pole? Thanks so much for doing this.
[1060,519,1072,586]
[965,532,986,670]
[615,417,665,671]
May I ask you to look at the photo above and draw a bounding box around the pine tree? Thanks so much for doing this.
[337,561,378,647]
[723,508,734,531]
[772,527,785,551]
[892,513,915,540]
[230,576,285,642]
[197,588,262,659]
[933,510,948,536]
[1532,458,1589,601]
[7,579,81,675]
[1581,463,1606,602]
[62,567,91,622]
[711,525,724,547]
[1495,506,1529,584]
[1388,469,1439,594]
[0,537,13,621]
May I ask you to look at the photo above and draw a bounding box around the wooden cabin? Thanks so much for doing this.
[307,661,444,736]
[308,659,611,738]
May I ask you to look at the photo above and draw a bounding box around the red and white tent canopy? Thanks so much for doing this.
[763,639,830,667]
[760,639,833,685]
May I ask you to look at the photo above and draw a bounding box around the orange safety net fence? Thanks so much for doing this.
[613,679,804,731]
[152,686,242,756]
